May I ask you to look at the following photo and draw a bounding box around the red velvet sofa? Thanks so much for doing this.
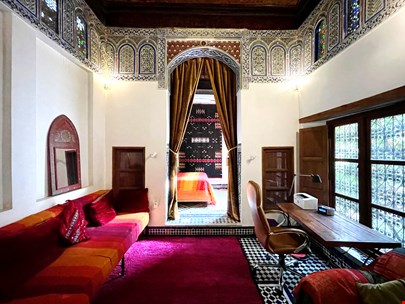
[0,189,149,304]
[293,248,405,304]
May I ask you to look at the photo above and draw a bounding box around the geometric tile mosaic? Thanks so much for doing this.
[239,237,330,304]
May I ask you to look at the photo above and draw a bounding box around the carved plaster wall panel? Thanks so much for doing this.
[1,0,404,88]
[167,40,240,64]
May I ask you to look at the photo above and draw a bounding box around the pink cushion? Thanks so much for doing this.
[87,191,116,226]
[116,188,150,213]
[59,200,89,245]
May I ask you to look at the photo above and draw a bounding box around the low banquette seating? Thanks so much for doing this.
[0,189,150,304]
[294,247,405,304]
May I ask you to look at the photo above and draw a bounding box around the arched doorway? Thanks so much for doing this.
[167,50,241,224]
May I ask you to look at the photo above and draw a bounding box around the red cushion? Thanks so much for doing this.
[363,248,405,280]
[87,191,116,226]
[59,200,89,245]
[116,188,150,213]
[0,217,64,300]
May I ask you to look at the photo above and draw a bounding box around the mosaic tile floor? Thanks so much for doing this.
[167,189,239,226]
[239,237,330,304]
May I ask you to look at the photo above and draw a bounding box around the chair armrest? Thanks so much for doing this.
[265,210,288,226]
[270,228,312,253]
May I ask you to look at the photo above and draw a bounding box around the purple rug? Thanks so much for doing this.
[93,236,263,304]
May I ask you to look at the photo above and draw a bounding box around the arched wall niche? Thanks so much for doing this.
[47,115,82,196]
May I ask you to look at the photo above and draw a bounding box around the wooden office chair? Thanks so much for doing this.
[247,180,311,291]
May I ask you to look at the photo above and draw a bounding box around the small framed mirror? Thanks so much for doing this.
[48,115,81,196]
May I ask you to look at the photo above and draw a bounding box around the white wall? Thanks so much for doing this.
[104,80,299,226]
[241,83,299,225]
[0,9,107,227]
[35,39,90,199]
[105,81,167,226]
[0,10,3,211]
[299,6,405,117]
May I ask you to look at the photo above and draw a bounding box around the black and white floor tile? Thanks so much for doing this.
[167,189,239,226]
[239,237,330,304]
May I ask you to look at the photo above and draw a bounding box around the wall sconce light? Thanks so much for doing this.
[288,173,322,197]
[246,155,256,164]
[147,152,158,159]
[287,75,305,92]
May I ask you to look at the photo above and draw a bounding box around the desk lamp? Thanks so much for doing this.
[288,173,322,197]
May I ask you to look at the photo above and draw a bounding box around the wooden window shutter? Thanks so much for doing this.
[298,126,329,204]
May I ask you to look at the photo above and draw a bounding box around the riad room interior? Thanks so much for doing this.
[0,0,405,303]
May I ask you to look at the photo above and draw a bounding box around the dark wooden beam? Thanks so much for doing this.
[84,0,321,29]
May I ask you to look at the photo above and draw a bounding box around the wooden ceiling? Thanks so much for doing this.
[85,0,322,30]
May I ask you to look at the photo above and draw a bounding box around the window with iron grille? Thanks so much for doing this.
[329,103,405,247]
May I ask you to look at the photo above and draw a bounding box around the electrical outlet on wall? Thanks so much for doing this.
[152,199,160,209]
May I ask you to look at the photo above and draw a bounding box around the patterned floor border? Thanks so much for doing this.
[239,237,330,304]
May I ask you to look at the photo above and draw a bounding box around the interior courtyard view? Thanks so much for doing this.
[0,0,405,303]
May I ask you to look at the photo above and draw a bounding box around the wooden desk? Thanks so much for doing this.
[277,203,401,250]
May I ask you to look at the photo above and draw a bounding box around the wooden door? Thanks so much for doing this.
[112,147,145,198]
[262,147,294,210]
[298,126,329,204]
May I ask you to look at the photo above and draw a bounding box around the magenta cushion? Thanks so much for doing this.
[87,191,116,226]
[59,200,89,245]
[116,188,150,213]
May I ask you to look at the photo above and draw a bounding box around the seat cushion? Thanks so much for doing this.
[268,226,310,254]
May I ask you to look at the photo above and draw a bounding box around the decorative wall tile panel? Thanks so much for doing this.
[139,44,156,75]
[90,28,100,66]
[328,3,341,50]
[366,0,385,21]
[251,45,267,76]
[289,44,302,76]
[118,44,136,74]
[167,48,240,85]
[62,0,74,46]
[101,41,115,76]
[167,40,240,63]
[303,30,312,70]
[17,0,36,15]
[270,45,286,76]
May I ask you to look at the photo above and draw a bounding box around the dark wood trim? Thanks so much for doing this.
[299,86,405,123]
[112,146,145,200]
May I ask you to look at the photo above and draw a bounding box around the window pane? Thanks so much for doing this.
[345,0,360,35]
[314,19,326,62]
[76,16,87,57]
[336,196,359,222]
[335,161,359,199]
[372,164,405,212]
[372,208,405,247]
[335,123,358,159]
[41,0,58,32]
[371,113,405,161]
